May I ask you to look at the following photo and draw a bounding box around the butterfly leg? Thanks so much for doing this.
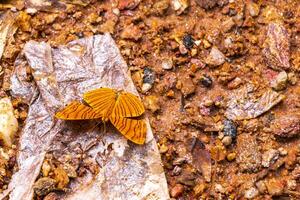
[100,121,106,133]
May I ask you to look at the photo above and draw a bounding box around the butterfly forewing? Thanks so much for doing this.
[55,101,102,120]
[109,115,146,144]
[83,88,117,118]
[113,92,145,118]
[56,87,147,144]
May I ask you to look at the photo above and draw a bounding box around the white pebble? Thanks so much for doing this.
[218,132,224,140]
[222,136,232,146]
[244,187,259,199]
[112,8,120,16]
[215,184,225,193]
[142,83,152,93]
[0,98,18,147]
[26,8,38,15]
[161,58,173,70]
[194,40,201,46]
[278,147,287,156]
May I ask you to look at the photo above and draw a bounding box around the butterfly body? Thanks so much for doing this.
[55,88,146,144]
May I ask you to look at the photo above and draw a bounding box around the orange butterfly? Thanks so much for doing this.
[55,88,146,144]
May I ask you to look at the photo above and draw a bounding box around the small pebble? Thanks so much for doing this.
[191,48,197,56]
[227,77,243,89]
[44,193,60,200]
[142,83,152,93]
[112,8,120,16]
[42,161,51,177]
[179,44,188,54]
[222,18,236,33]
[248,2,260,17]
[173,157,186,166]
[244,187,259,199]
[177,174,196,186]
[214,183,225,193]
[170,184,184,198]
[10,7,17,12]
[26,8,38,15]
[222,136,232,146]
[33,177,57,196]
[261,149,279,168]
[172,166,182,176]
[255,180,267,194]
[200,75,213,88]
[204,99,214,107]
[224,37,233,48]
[0,148,9,160]
[171,0,189,15]
[203,39,211,49]
[0,98,18,147]
[193,183,206,196]
[159,144,169,153]
[144,95,160,113]
[278,147,287,156]
[143,67,155,85]
[270,71,287,91]
[161,58,173,70]
[182,34,194,49]
[205,46,226,66]
[194,40,201,46]
[223,120,237,138]
[142,67,155,93]
[227,152,236,161]
[166,90,175,98]
[218,131,224,140]
[287,179,297,191]
[52,23,62,31]
[287,72,297,85]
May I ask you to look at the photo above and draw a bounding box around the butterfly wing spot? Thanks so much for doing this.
[109,115,146,145]
[55,101,103,120]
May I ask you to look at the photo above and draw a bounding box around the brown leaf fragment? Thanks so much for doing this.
[270,113,300,138]
[191,138,211,182]
[179,76,195,97]
[225,84,285,121]
[263,23,290,71]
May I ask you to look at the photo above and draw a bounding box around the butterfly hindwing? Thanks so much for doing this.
[83,88,117,117]
[113,92,145,118]
[109,114,146,144]
[55,101,102,120]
